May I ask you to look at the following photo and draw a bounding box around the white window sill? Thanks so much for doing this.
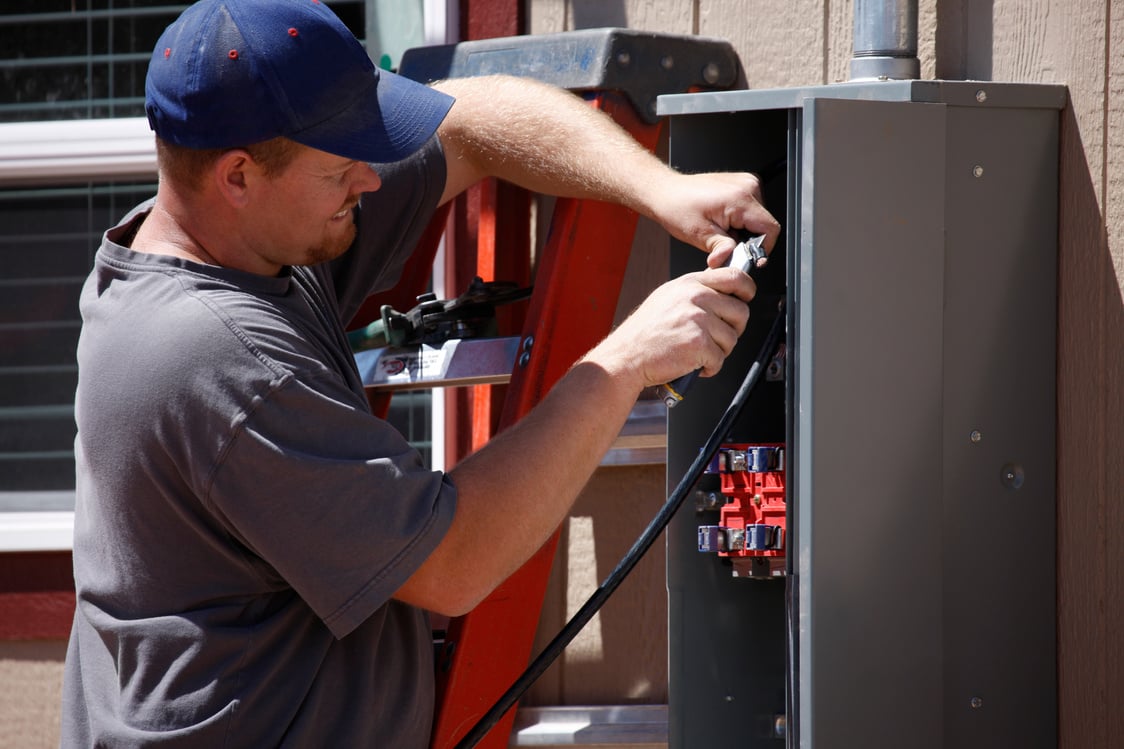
[0,116,155,186]
[0,512,74,552]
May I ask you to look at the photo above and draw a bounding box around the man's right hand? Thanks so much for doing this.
[581,264,757,393]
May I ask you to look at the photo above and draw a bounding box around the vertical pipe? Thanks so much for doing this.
[850,0,920,80]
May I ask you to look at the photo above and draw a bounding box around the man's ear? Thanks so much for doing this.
[212,149,256,207]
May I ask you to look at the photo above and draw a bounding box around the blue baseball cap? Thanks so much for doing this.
[145,0,454,163]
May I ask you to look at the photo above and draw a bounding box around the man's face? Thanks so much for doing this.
[247,144,382,270]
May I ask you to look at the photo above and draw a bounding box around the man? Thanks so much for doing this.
[62,0,779,746]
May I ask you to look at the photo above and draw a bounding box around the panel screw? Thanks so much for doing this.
[970,696,983,709]
[702,62,721,85]
[970,430,982,443]
[660,55,675,70]
[973,165,985,178]
[975,89,988,103]
[616,51,630,67]
[1000,463,1025,490]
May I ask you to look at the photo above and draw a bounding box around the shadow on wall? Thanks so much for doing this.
[1055,93,1124,749]
[936,0,994,80]
[526,465,670,706]
[571,0,628,29]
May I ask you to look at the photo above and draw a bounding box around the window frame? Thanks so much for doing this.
[0,116,155,187]
[0,0,455,551]
[0,117,156,551]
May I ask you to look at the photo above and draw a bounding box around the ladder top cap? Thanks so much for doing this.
[399,28,744,123]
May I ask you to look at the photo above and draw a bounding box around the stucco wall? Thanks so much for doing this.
[0,641,64,749]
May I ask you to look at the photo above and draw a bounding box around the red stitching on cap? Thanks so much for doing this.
[228,49,239,60]
[164,48,171,58]
[288,27,298,37]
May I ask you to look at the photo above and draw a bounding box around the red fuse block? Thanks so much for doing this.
[698,443,786,563]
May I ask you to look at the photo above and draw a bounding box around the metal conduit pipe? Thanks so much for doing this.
[850,0,920,80]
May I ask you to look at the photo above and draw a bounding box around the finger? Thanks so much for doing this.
[697,266,758,303]
[708,287,753,335]
[735,210,781,254]
[735,171,782,252]
[705,237,736,268]
[698,292,755,375]
[759,214,782,253]
[697,325,738,377]
[744,172,764,202]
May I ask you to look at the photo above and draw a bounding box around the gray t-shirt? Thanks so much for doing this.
[62,138,457,748]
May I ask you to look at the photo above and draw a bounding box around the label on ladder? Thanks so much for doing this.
[356,337,521,391]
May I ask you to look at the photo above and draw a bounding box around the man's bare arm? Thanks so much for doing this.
[432,75,780,259]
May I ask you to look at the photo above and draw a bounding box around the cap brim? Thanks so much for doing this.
[290,68,454,164]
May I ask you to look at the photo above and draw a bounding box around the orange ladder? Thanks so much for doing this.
[352,29,743,749]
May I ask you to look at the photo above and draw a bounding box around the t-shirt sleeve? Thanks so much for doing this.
[203,369,457,639]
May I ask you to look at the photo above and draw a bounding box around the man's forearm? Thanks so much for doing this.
[433,75,669,215]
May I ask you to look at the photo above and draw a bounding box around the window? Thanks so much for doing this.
[0,1,442,547]
[1,181,154,495]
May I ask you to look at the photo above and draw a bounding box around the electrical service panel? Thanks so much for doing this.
[658,81,1064,749]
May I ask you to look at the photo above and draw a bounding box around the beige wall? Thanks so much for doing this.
[0,641,64,749]
[527,465,670,706]
[529,1,1124,747]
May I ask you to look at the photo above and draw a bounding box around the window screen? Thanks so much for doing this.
[0,2,373,123]
[0,1,433,512]
[0,182,155,499]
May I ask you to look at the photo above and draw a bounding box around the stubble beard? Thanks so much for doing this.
[305,215,357,266]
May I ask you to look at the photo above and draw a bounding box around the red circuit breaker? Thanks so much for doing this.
[697,443,786,577]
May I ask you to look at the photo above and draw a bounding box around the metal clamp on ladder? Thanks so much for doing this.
[353,278,530,391]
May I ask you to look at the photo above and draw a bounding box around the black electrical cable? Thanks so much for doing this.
[453,301,787,749]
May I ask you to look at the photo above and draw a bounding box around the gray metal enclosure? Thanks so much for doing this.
[658,81,1064,749]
